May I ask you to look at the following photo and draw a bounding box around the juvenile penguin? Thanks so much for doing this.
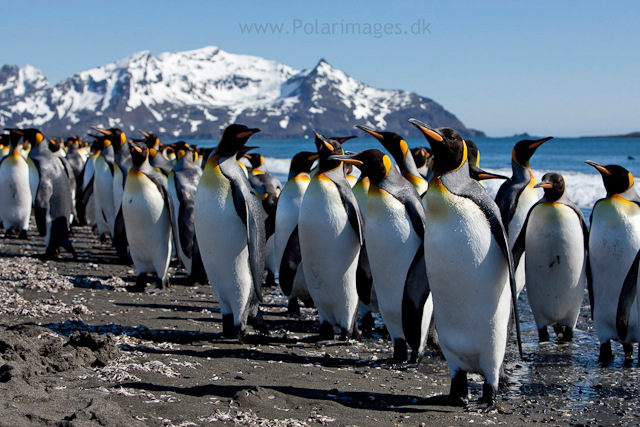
[24,128,76,259]
[194,124,268,340]
[411,146,433,181]
[168,142,206,285]
[409,118,521,408]
[494,136,553,295]
[0,129,31,238]
[275,151,318,315]
[356,125,429,197]
[329,149,432,363]
[123,143,175,292]
[298,133,363,341]
[512,173,588,342]
[585,161,640,362]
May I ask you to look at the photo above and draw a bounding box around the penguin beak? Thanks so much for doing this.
[534,182,554,189]
[408,118,444,143]
[585,160,611,175]
[133,145,142,153]
[355,125,384,141]
[470,165,508,181]
[236,128,260,139]
[335,136,357,143]
[528,136,553,149]
[138,130,150,138]
[5,128,24,136]
[308,154,319,161]
[315,133,334,151]
[92,127,111,136]
[328,154,363,166]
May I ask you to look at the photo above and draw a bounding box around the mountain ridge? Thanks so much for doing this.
[0,46,485,139]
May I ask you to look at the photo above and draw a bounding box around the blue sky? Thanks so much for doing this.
[4,0,639,137]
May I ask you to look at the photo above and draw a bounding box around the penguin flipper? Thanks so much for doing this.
[616,248,640,341]
[326,172,363,245]
[177,189,196,258]
[34,178,53,236]
[140,163,180,257]
[356,241,373,305]
[495,179,527,231]
[222,159,266,302]
[511,200,542,271]
[402,245,430,352]
[279,226,301,296]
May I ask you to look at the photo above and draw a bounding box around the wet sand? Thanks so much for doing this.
[0,225,639,426]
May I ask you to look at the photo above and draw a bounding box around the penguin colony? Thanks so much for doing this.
[0,121,638,409]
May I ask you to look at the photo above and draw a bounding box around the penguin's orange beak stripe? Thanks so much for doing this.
[323,141,333,151]
[536,183,553,189]
[360,127,384,141]
[133,146,142,153]
[308,154,319,161]
[92,127,111,136]
[528,137,553,149]
[416,126,443,142]
[340,158,364,166]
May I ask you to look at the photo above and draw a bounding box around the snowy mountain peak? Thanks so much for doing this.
[0,47,484,139]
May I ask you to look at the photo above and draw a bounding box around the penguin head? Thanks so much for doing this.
[130,142,148,167]
[356,125,410,165]
[290,151,318,175]
[411,146,432,169]
[215,124,260,159]
[138,130,160,149]
[174,141,192,161]
[329,135,357,144]
[314,132,345,171]
[512,137,552,167]
[21,128,45,146]
[466,140,480,167]
[535,172,565,201]
[585,160,634,195]
[65,136,79,149]
[245,153,265,169]
[92,127,127,151]
[328,149,391,185]
[409,119,467,174]
[48,138,62,153]
[5,129,24,147]
[88,134,106,151]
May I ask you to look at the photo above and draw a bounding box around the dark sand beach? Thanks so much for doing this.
[1,225,639,426]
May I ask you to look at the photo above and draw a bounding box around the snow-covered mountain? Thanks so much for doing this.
[0,46,484,139]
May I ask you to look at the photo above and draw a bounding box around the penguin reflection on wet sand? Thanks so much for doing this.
[23,128,77,259]
[123,143,175,292]
[495,136,553,296]
[585,161,640,363]
[194,124,268,340]
[275,151,318,316]
[409,118,521,409]
[328,148,432,363]
[299,133,363,341]
[512,173,588,343]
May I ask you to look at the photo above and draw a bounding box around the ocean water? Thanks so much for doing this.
[172,136,640,216]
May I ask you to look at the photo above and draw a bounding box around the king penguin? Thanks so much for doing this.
[91,127,116,243]
[93,127,131,263]
[299,133,363,341]
[329,148,433,363]
[137,131,174,176]
[585,161,640,363]
[76,135,102,228]
[356,125,429,197]
[0,129,32,238]
[512,172,588,342]
[168,142,206,285]
[123,143,175,292]
[494,137,552,296]
[409,118,521,408]
[275,151,318,316]
[194,124,268,340]
[23,128,76,259]
[411,146,433,181]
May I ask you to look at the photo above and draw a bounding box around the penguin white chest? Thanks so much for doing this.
[122,171,171,275]
[0,153,32,230]
[194,165,253,317]
[424,182,510,372]
[299,174,360,327]
[275,176,309,266]
[525,203,586,328]
[589,196,640,342]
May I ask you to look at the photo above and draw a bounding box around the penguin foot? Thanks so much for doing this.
[319,322,334,341]
[598,342,613,365]
[623,342,634,360]
[466,384,498,413]
[248,310,270,337]
[538,327,549,342]
[18,230,28,240]
[126,274,147,293]
[392,339,408,364]
[360,312,375,337]
[99,233,110,244]
[287,298,301,317]
[556,326,574,343]
[222,314,240,340]
[449,370,468,401]
[263,270,277,288]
